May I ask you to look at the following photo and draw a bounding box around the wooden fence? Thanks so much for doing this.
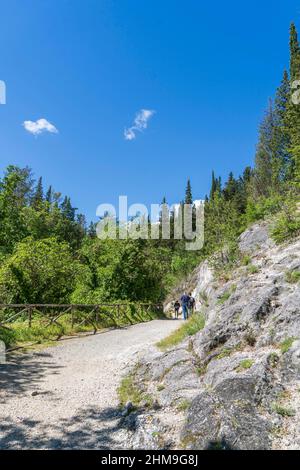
[0,303,164,337]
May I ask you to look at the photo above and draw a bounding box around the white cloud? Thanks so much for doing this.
[124,109,155,141]
[23,118,58,136]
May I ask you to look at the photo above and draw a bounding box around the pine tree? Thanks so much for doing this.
[209,171,217,199]
[223,172,237,202]
[88,221,97,238]
[274,71,292,184]
[253,101,280,196]
[290,23,300,81]
[185,179,193,205]
[46,185,53,204]
[61,196,76,221]
[32,177,44,208]
[287,23,300,185]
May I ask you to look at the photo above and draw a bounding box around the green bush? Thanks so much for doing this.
[0,327,16,348]
[245,195,285,224]
[271,200,300,244]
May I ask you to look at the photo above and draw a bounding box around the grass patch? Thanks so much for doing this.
[118,372,143,407]
[272,403,296,418]
[247,264,259,275]
[176,399,191,412]
[235,359,254,372]
[217,285,237,305]
[241,255,251,266]
[285,270,300,284]
[199,291,209,306]
[215,348,233,360]
[157,313,205,351]
[280,337,296,354]
[195,363,207,376]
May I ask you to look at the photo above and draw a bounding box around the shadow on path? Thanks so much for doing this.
[0,352,63,399]
[0,405,126,449]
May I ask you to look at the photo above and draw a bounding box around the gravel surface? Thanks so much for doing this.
[0,319,182,449]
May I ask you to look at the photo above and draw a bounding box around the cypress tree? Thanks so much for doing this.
[185,179,193,205]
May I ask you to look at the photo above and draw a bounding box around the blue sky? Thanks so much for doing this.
[1,0,300,221]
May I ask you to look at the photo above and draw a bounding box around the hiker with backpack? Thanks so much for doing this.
[180,292,190,320]
[188,293,195,315]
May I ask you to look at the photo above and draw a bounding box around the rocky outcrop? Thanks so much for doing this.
[122,223,300,450]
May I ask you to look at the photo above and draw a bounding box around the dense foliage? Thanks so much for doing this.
[0,23,300,305]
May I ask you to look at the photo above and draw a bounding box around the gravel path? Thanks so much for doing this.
[0,319,182,449]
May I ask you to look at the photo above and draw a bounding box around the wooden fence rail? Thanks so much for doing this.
[0,303,164,336]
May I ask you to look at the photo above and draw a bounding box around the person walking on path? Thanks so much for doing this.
[180,292,190,320]
[174,300,180,319]
[188,293,195,316]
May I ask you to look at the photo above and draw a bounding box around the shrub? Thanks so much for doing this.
[0,327,16,348]
[245,195,284,224]
[271,200,300,244]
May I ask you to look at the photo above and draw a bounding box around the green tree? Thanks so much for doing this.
[31,176,44,209]
[287,23,300,185]
[0,166,32,253]
[185,179,193,204]
[253,101,280,197]
[45,185,53,204]
[0,237,77,303]
[290,23,300,81]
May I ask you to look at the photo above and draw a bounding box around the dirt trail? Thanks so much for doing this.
[0,319,182,449]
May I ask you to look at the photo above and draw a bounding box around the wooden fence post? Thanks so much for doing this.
[71,306,74,328]
[28,307,32,328]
